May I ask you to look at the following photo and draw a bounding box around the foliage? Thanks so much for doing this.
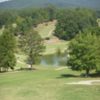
[19,29,45,68]
[0,6,57,32]
[0,10,17,28]
[0,28,16,72]
[55,8,97,40]
[67,32,100,76]
[85,26,100,36]
[14,16,33,35]
[45,5,57,21]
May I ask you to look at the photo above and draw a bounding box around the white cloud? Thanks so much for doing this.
[0,0,11,3]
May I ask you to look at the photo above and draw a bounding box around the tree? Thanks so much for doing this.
[85,27,100,36]
[19,29,45,69]
[45,5,57,21]
[55,9,97,40]
[94,36,100,72]
[14,16,33,36]
[0,28,16,72]
[67,32,100,76]
[0,10,17,28]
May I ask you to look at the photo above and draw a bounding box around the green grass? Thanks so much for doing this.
[15,54,27,69]
[44,41,68,55]
[34,20,56,38]
[0,68,100,100]
[35,20,68,55]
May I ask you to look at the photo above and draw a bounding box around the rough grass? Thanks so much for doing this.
[34,20,68,55]
[34,20,56,39]
[44,41,68,55]
[15,54,27,69]
[0,68,100,100]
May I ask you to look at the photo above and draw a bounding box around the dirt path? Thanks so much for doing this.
[55,67,68,71]
[66,80,100,85]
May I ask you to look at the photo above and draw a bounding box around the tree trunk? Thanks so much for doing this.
[0,67,2,72]
[30,64,33,69]
[86,68,90,77]
[29,50,33,70]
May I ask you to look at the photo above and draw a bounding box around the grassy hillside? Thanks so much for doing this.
[34,20,68,55]
[0,67,100,100]
[34,20,56,39]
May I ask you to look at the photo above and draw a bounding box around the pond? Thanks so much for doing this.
[37,53,67,67]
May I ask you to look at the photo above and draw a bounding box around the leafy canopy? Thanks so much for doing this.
[0,28,16,72]
[67,31,100,76]
[19,29,45,68]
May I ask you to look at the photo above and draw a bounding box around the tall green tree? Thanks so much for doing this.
[20,29,45,69]
[0,28,16,72]
[67,32,100,76]
[0,10,17,28]
[45,5,57,21]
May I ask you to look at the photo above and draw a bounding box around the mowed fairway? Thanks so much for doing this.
[0,68,100,100]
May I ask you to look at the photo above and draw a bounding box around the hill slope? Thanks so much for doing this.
[34,20,68,55]
[0,0,100,9]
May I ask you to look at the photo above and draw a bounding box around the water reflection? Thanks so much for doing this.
[39,53,67,66]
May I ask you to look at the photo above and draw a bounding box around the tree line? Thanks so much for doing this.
[55,8,98,40]
[0,6,56,29]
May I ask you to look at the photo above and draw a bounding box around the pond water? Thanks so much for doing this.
[37,53,67,67]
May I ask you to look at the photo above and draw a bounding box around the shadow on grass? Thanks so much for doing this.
[89,72,100,78]
[0,68,37,73]
[57,72,100,79]
[0,71,7,73]
[17,67,36,71]
[56,74,79,79]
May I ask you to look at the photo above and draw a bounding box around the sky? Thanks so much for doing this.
[0,0,11,3]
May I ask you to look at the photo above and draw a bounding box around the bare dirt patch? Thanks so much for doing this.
[44,36,62,44]
[66,80,100,85]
